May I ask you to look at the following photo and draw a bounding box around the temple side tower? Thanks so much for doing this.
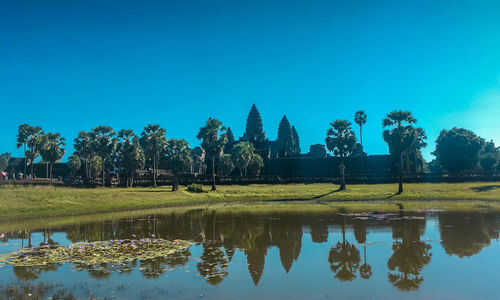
[292,126,300,154]
[277,115,294,157]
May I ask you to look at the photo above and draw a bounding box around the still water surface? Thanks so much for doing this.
[1,208,499,299]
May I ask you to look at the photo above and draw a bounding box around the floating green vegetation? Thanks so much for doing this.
[0,238,193,270]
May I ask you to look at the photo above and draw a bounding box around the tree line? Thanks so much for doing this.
[325,110,498,193]
[2,120,264,191]
[1,110,498,194]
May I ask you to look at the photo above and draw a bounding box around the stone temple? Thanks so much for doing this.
[232,104,301,158]
[224,104,424,180]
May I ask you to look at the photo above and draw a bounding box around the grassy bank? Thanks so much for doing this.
[1,182,500,219]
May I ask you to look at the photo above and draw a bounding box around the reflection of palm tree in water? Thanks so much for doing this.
[354,219,372,280]
[387,218,432,291]
[328,215,360,282]
[197,242,229,285]
[359,245,372,280]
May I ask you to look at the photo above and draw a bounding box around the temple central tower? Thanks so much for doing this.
[242,104,267,144]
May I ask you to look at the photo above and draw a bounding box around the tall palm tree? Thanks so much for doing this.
[382,111,427,194]
[74,131,94,179]
[117,129,145,187]
[140,124,167,187]
[40,133,66,180]
[354,111,367,149]
[67,154,82,178]
[91,126,117,187]
[197,118,227,191]
[325,120,357,190]
[231,142,255,178]
[16,124,32,176]
[22,126,44,179]
[164,139,192,191]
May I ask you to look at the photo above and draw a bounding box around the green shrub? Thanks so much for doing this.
[186,183,203,193]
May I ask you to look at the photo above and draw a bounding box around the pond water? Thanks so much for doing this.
[1,208,499,299]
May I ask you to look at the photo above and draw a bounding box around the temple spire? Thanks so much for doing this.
[226,127,235,144]
[277,115,294,157]
[292,126,300,154]
[243,104,266,143]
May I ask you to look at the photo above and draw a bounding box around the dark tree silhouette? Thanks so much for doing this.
[382,111,426,194]
[140,124,167,187]
[326,120,357,190]
[433,127,485,174]
[197,118,227,191]
[116,129,145,187]
[90,126,117,187]
[354,111,367,149]
[164,139,192,191]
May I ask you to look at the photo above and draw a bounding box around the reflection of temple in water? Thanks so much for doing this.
[3,210,500,290]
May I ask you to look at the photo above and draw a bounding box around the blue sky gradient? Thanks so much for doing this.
[1,0,499,161]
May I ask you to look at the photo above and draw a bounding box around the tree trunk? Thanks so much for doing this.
[85,159,89,179]
[211,156,216,191]
[30,154,34,179]
[46,162,49,178]
[172,173,179,191]
[102,158,105,187]
[50,163,53,181]
[398,153,403,194]
[23,144,27,176]
[130,173,134,188]
[360,125,363,149]
[340,158,346,191]
[153,155,157,187]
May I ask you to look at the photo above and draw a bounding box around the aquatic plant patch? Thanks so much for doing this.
[0,238,193,269]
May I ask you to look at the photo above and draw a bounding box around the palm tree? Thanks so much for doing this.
[39,133,66,180]
[117,129,145,187]
[22,126,44,179]
[325,120,357,190]
[354,111,367,149]
[74,131,94,180]
[16,124,32,176]
[140,124,167,187]
[247,153,264,176]
[382,111,427,194]
[67,154,82,178]
[197,118,227,191]
[163,139,193,191]
[231,142,255,178]
[91,126,117,187]
[218,154,234,176]
[0,153,12,175]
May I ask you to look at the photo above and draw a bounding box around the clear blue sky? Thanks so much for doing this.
[1,0,499,161]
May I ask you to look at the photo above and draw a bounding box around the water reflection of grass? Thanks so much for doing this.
[0,281,75,300]
[1,201,500,233]
[1,182,500,220]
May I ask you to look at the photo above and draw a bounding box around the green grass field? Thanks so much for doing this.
[1,182,500,219]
